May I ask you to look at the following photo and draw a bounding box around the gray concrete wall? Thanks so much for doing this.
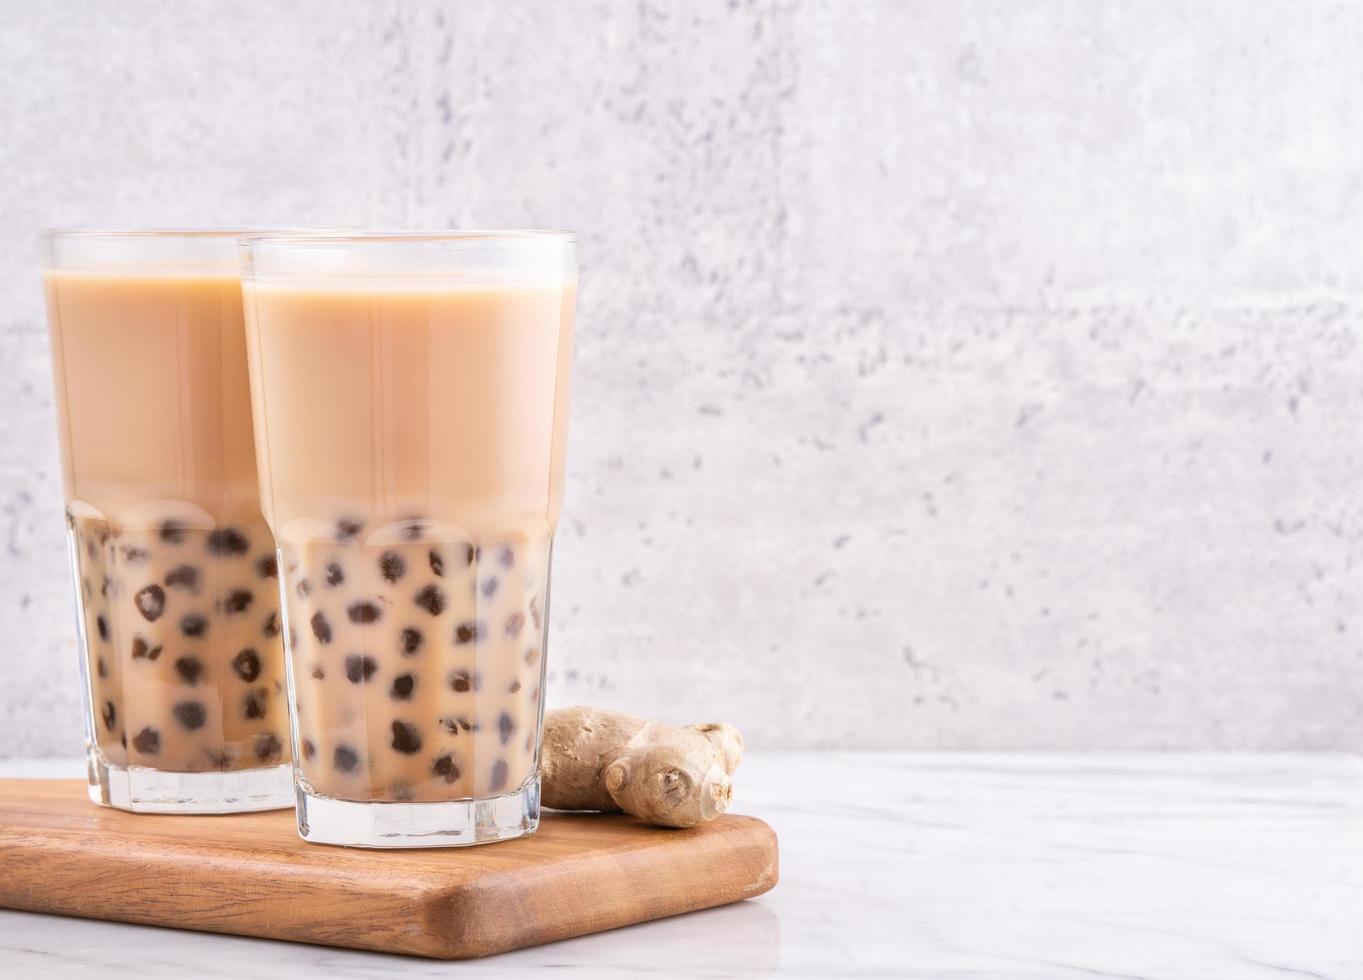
[2,1,1360,754]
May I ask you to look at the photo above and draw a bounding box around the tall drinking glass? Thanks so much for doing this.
[240,232,576,846]
[43,231,293,812]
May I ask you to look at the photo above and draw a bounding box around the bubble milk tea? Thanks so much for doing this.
[44,231,291,812]
[241,232,575,846]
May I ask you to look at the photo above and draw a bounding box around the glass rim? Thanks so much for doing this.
[242,229,576,247]
[44,228,261,243]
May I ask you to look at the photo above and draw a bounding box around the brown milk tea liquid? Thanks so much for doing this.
[45,271,290,776]
[243,278,574,804]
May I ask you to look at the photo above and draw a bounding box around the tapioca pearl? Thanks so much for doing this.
[309,664,325,680]
[130,636,163,661]
[165,564,200,593]
[390,674,415,700]
[529,596,542,629]
[85,537,97,559]
[132,727,160,754]
[158,520,186,544]
[439,715,477,734]
[120,732,127,749]
[379,551,406,583]
[333,744,360,773]
[224,589,254,615]
[256,554,278,580]
[428,549,444,577]
[243,689,269,719]
[344,655,378,684]
[498,546,515,570]
[454,621,484,644]
[134,584,166,621]
[505,612,525,638]
[325,562,344,587]
[81,578,92,601]
[489,759,509,792]
[180,613,208,638]
[509,679,522,694]
[448,669,480,693]
[204,748,231,771]
[100,576,118,598]
[301,738,315,760]
[310,611,332,644]
[100,700,116,731]
[431,753,461,783]
[232,648,262,683]
[524,647,540,666]
[412,585,445,616]
[173,656,203,686]
[254,733,283,763]
[296,578,312,600]
[120,545,149,564]
[95,614,110,642]
[468,545,479,565]
[263,611,280,638]
[400,519,427,541]
[391,721,422,755]
[207,528,250,556]
[481,577,499,598]
[348,601,382,624]
[497,712,515,746]
[335,517,363,542]
[399,627,423,656]
[96,657,108,678]
[530,686,541,704]
[172,701,207,730]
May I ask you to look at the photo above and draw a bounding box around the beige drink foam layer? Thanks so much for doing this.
[45,271,290,772]
[243,277,574,803]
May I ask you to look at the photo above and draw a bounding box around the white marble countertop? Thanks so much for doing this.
[1,753,1360,979]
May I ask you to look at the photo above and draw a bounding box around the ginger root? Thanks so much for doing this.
[540,706,744,828]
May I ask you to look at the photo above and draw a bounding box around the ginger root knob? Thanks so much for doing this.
[540,706,745,828]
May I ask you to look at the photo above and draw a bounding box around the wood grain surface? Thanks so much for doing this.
[0,779,778,959]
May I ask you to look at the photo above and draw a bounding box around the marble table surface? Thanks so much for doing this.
[0,753,1359,979]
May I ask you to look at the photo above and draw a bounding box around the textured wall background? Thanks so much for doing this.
[2,0,1361,754]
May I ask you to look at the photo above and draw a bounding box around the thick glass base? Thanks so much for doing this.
[295,776,540,848]
[88,753,293,813]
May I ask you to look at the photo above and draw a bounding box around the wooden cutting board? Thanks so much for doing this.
[0,779,778,959]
